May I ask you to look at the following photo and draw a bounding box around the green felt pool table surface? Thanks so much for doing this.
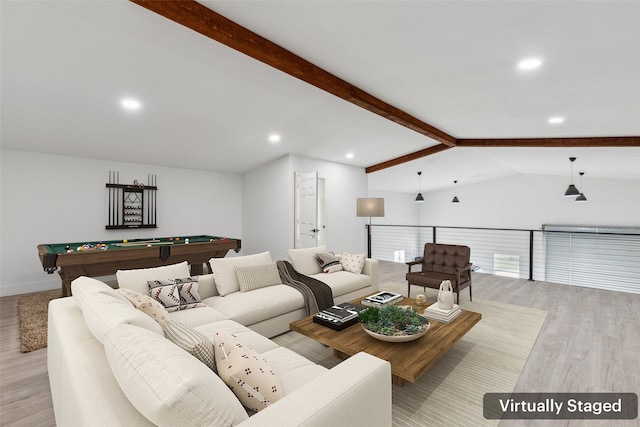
[41,235,230,253]
[37,234,241,296]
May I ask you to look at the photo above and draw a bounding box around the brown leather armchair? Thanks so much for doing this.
[406,243,472,304]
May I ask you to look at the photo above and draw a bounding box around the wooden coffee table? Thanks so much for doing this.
[289,294,482,386]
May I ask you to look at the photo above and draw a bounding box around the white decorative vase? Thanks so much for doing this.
[437,280,454,310]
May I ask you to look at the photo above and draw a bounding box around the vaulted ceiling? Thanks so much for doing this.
[2,1,639,194]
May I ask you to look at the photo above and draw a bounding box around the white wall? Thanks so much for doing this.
[243,154,369,260]
[0,149,243,296]
[242,155,293,260]
[367,190,419,226]
[417,174,640,229]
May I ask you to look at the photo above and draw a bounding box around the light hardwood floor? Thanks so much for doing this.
[1,261,639,426]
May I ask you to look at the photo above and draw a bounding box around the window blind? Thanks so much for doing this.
[544,225,640,294]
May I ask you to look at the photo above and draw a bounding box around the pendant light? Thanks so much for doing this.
[575,172,587,202]
[451,180,460,203]
[564,157,580,197]
[415,172,424,203]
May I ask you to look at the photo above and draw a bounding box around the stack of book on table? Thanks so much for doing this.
[360,291,403,308]
[313,302,366,331]
[422,302,461,324]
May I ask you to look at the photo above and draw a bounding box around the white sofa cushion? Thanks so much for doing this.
[235,262,281,292]
[162,319,216,372]
[71,276,121,306]
[197,273,218,298]
[310,271,372,298]
[104,324,248,427]
[116,261,191,295]
[194,320,279,354]
[80,289,164,344]
[209,251,273,296]
[203,285,304,326]
[168,306,229,328]
[213,330,283,412]
[287,245,327,275]
[260,347,328,395]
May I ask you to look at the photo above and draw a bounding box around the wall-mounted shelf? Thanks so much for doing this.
[106,172,158,229]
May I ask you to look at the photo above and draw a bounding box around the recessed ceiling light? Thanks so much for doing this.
[518,58,542,70]
[268,134,281,143]
[121,98,141,110]
[548,116,565,124]
[345,152,354,159]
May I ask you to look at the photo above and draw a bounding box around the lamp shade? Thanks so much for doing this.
[356,198,385,217]
[415,193,424,203]
[564,184,580,197]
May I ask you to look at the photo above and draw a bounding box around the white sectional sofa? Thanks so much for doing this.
[115,248,378,338]
[48,250,389,426]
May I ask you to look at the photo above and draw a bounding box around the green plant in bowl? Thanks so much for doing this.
[358,305,428,337]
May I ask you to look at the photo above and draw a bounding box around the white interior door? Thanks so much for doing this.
[294,171,318,249]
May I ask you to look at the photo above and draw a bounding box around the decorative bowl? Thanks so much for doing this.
[362,322,429,342]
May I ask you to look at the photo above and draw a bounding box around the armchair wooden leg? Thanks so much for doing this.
[407,284,411,298]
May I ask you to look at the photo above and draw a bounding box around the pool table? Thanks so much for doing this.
[38,235,241,296]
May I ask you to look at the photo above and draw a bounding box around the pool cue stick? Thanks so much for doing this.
[147,173,150,225]
[108,171,111,226]
[153,174,156,225]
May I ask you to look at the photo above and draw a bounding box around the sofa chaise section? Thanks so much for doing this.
[48,273,392,426]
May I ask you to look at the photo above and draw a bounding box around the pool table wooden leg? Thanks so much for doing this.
[58,270,72,297]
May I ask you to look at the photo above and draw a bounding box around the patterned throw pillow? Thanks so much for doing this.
[117,288,170,324]
[147,278,205,312]
[213,330,283,412]
[315,252,343,274]
[234,263,281,292]
[162,320,216,372]
[340,252,366,274]
[147,282,181,312]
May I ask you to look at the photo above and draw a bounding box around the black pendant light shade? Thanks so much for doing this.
[451,180,460,203]
[564,157,580,197]
[415,171,424,203]
[575,172,587,202]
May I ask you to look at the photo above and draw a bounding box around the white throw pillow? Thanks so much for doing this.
[116,261,191,295]
[235,263,281,292]
[340,252,366,274]
[287,245,327,275]
[80,289,164,344]
[209,252,273,296]
[117,288,170,324]
[104,324,248,427]
[213,330,283,412]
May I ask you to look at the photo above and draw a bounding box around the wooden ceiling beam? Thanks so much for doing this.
[129,0,457,147]
[365,144,452,173]
[457,137,640,147]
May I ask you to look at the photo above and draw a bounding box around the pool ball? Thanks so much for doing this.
[123,239,128,243]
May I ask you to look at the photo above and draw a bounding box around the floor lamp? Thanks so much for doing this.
[356,198,385,258]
